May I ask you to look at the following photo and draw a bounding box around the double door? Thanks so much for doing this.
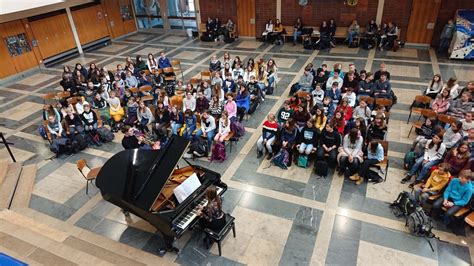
[134,0,197,30]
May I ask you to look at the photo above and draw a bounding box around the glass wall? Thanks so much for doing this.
[133,0,197,30]
[133,0,163,29]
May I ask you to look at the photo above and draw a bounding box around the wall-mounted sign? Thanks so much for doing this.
[121,5,133,21]
[5,33,32,57]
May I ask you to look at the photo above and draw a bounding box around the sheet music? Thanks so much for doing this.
[173,173,201,203]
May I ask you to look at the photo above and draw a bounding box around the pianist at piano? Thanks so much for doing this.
[96,135,227,256]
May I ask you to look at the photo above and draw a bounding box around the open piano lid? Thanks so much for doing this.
[96,136,189,211]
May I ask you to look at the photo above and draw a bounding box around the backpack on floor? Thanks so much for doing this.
[266,86,274,95]
[210,142,226,162]
[366,168,383,183]
[224,37,235,43]
[303,39,313,50]
[38,125,48,140]
[72,134,88,151]
[200,34,214,42]
[97,127,115,143]
[406,208,434,237]
[297,154,309,168]
[230,120,245,138]
[190,138,208,157]
[272,148,290,170]
[390,191,417,217]
[314,160,329,177]
[404,151,417,170]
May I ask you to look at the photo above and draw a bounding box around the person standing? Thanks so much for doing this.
[438,20,455,54]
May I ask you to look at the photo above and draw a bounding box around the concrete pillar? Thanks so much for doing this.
[65,7,83,54]
[276,0,281,20]
[376,0,385,25]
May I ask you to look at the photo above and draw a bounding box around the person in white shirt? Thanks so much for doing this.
[183,92,196,112]
[75,97,88,115]
[460,112,474,136]
[262,19,274,41]
[326,70,343,90]
[195,110,216,150]
[341,88,357,107]
[146,53,158,72]
[232,63,244,81]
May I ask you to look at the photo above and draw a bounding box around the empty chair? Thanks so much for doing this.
[171,59,184,80]
[139,85,154,103]
[163,67,176,81]
[42,92,57,104]
[407,95,432,123]
[201,70,211,81]
[359,96,375,106]
[77,159,102,195]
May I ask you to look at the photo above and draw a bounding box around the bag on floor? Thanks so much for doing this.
[72,134,88,151]
[190,138,208,157]
[404,151,417,170]
[230,120,245,138]
[38,125,48,140]
[290,83,300,95]
[390,191,417,217]
[314,160,329,177]
[297,155,309,168]
[210,142,226,162]
[272,148,290,170]
[224,37,235,43]
[266,86,274,95]
[49,137,68,154]
[406,208,434,237]
[366,168,383,183]
[303,39,313,50]
[200,34,214,42]
[97,127,115,143]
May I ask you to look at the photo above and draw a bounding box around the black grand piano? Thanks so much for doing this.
[96,136,227,239]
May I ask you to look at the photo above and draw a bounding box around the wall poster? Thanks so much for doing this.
[5,33,32,57]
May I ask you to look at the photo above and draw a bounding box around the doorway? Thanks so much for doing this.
[133,0,197,30]
[236,0,256,37]
[406,0,441,44]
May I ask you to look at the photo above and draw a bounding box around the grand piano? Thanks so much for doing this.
[96,136,227,238]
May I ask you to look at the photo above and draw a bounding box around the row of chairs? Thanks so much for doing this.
[407,110,456,137]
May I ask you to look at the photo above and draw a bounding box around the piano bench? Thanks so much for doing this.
[204,213,236,256]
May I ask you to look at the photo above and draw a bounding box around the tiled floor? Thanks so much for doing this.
[1,32,473,265]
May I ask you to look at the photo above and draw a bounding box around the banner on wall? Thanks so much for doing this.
[450,9,474,60]
[4,33,32,57]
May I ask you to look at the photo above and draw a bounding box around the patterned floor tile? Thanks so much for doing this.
[16,73,56,86]
[0,101,43,121]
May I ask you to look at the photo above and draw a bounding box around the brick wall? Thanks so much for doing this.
[255,0,277,36]
[280,0,378,29]
[432,0,474,46]
[381,0,412,41]
[199,0,237,27]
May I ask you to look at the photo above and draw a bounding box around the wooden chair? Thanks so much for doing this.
[42,92,57,104]
[163,67,176,82]
[372,140,390,181]
[437,114,457,126]
[92,109,103,128]
[170,95,184,110]
[139,85,154,103]
[56,91,71,101]
[190,78,201,88]
[67,96,79,106]
[375,98,393,108]
[224,131,236,153]
[359,96,375,106]
[407,95,432,123]
[171,59,184,80]
[201,70,211,81]
[77,159,102,195]
[153,69,163,76]
[296,91,309,99]
[465,211,474,227]
[204,213,236,256]
[407,109,437,137]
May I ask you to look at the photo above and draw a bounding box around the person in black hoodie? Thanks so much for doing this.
[80,103,102,146]
[154,101,170,139]
[296,119,319,158]
[316,122,341,167]
[328,18,337,48]
[121,125,139,150]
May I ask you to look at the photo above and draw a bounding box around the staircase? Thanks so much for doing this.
[0,161,176,265]
[0,160,36,210]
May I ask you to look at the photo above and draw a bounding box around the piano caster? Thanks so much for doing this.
[121,209,130,217]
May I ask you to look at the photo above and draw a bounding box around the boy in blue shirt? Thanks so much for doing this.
[432,170,473,222]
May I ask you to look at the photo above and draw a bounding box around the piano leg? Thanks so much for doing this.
[157,232,179,256]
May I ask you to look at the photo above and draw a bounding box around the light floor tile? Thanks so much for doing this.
[134,47,164,56]
[0,101,43,121]
[103,61,126,72]
[210,231,252,261]
[127,34,151,41]
[161,36,188,43]
[241,237,285,265]
[257,159,312,183]
[61,57,97,68]
[321,61,353,73]
[0,146,35,163]
[99,44,128,53]
[386,48,418,58]
[237,40,262,49]
[366,167,408,203]
[330,46,360,54]
[386,64,420,78]
[357,240,437,266]
[16,73,56,86]
[33,162,85,204]
[174,50,201,60]
[272,57,297,68]
[453,68,474,82]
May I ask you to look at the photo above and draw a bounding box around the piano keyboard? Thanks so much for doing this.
[174,186,223,230]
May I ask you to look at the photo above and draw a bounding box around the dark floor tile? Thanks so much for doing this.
[238,191,299,220]
[92,218,153,250]
[326,215,362,265]
[29,194,76,221]
[74,212,103,231]
[437,240,472,266]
